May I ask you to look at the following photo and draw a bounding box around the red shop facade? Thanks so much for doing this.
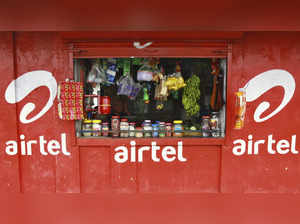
[1,2,300,224]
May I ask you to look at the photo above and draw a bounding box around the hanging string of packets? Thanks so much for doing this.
[57,80,84,120]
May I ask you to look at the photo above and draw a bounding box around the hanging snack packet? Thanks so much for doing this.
[137,59,153,81]
[106,58,117,84]
[87,61,107,84]
[234,88,246,129]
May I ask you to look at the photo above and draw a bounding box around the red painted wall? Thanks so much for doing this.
[1,31,300,223]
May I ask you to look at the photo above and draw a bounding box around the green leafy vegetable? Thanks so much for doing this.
[182,74,201,117]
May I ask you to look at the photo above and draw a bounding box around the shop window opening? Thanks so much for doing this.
[74,57,227,138]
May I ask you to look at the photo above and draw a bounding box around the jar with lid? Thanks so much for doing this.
[129,122,135,137]
[166,123,172,137]
[111,116,120,137]
[135,127,143,138]
[92,120,102,136]
[210,112,220,137]
[201,116,211,137]
[120,118,129,138]
[143,120,152,138]
[159,122,166,138]
[173,120,183,137]
[152,123,159,138]
[82,119,92,137]
[102,122,109,137]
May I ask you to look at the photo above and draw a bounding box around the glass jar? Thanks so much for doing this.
[166,123,172,137]
[120,118,129,138]
[173,120,183,137]
[210,112,220,137]
[143,120,152,138]
[135,127,143,138]
[92,120,102,136]
[152,123,159,138]
[111,116,120,137]
[129,122,135,137]
[102,122,109,137]
[201,116,211,137]
[82,119,92,137]
[159,122,166,138]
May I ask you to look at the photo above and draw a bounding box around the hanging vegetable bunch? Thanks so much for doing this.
[182,74,201,117]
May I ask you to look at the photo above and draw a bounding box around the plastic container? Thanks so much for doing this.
[202,116,211,137]
[120,118,129,138]
[82,119,92,137]
[173,120,183,137]
[92,120,102,136]
[129,122,136,137]
[143,120,152,138]
[152,123,159,138]
[135,127,143,138]
[159,122,166,138]
[102,122,109,137]
[166,123,173,137]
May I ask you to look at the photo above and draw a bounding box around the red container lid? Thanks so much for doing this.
[112,116,120,119]
[121,118,128,122]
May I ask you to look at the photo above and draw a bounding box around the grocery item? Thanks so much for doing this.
[111,116,120,137]
[165,76,186,91]
[135,127,143,138]
[201,116,211,137]
[58,81,84,120]
[159,122,166,138]
[82,119,92,137]
[99,96,111,114]
[87,60,107,84]
[166,123,172,137]
[234,88,246,129]
[152,123,159,138]
[106,59,117,84]
[173,120,183,137]
[92,120,102,136]
[143,120,152,137]
[137,59,153,81]
[182,75,201,117]
[210,112,220,137]
[102,122,109,137]
[210,58,224,111]
[120,118,129,137]
[129,122,136,137]
[117,75,141,99]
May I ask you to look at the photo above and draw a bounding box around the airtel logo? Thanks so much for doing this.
[243,69,296,122]
[4,69,296,124]
[5,70,57,124]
